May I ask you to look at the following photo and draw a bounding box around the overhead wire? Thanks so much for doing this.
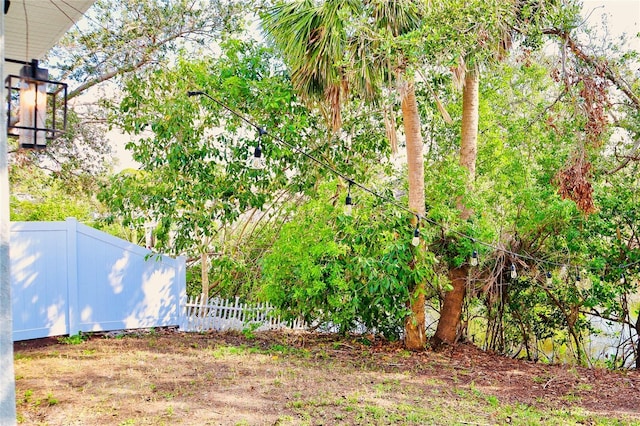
[188,90,639,280]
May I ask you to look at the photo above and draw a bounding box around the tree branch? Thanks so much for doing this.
[542,28,640,109]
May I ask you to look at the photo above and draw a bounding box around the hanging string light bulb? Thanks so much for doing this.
[187,91,635,286]
[252,127,267,169]
[470,249,479,267]
[252,145,263,168]
[411,216,420,247]
[344,180,353,216]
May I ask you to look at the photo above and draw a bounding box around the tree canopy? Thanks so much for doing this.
[13,0,640,366]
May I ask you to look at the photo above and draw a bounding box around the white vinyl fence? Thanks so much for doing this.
[11,218,186,341]
[183,294,306,332]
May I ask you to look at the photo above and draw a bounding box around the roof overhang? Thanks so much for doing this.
[4,0,94,77]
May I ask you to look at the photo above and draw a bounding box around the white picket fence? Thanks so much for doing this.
[183,295,306,332]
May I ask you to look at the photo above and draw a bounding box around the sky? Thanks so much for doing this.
[109,1,640,171]
[581,0,639,49]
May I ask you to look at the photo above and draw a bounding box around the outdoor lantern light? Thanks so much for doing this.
[5,59,68,149]
[470,250,478,266]
[510,264,517,279]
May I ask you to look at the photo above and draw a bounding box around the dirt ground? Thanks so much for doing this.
[12,329,640,425]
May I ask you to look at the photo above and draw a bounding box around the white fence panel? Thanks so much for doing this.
[183,295,306,332]
[10,218,186,341]
[10,222,70,341]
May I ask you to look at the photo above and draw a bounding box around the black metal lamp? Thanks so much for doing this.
[5,59,68,149]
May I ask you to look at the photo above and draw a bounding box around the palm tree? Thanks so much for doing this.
[262,0,428,349]
[432,63,479,347]
[430,0,560,347]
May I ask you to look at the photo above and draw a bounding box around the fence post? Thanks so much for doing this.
[65,218,79,336]
[177,256,187,330]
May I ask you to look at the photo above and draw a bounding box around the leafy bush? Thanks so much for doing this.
[260,182,437,339]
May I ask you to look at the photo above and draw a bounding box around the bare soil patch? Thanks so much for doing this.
[13,329,640,425]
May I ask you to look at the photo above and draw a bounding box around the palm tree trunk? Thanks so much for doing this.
[402,84,426,350]
[432,266,467,346]
[432,68,479,348]
[459,69,479,179]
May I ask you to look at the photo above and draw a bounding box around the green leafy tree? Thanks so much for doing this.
[261,181,438,339]
[102,37,394,297]
[10,165,101,223]
[262,0,430,349]
[50,0,253,100]
[419,0,583,348]
[10,0,255,213]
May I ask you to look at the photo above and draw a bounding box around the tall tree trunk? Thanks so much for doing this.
[432,68,479,348]
[432,266,467,346]
[635,314,640,369]
[402,84,426,350]
[457,67,479,216]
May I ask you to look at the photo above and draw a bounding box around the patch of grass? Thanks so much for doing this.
[424,378,444,386]
[45,393,59,406]
[14,353,31,361]
[373,378,402,396]
[397,349,412,358]
[273,415,295,425]
[267,343,310,358]
[57,332,87,345]
[575,383,593,392]
[452,387,467,398]
[532,375,547,384]
[364,404,385,419]
[486,394,500,408]
[562,393,582,403]
[164,405,174,417]
[210,345,252,358]
[242,322,261,339]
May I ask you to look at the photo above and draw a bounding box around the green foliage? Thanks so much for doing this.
[8,108,114,194]
[86,0,640,366]
[101,39,315,259]
[57,333,87,345]
[51,0,254,97]
[102,35,394,301]
[261,181,437,339]
[10,165,103,223]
